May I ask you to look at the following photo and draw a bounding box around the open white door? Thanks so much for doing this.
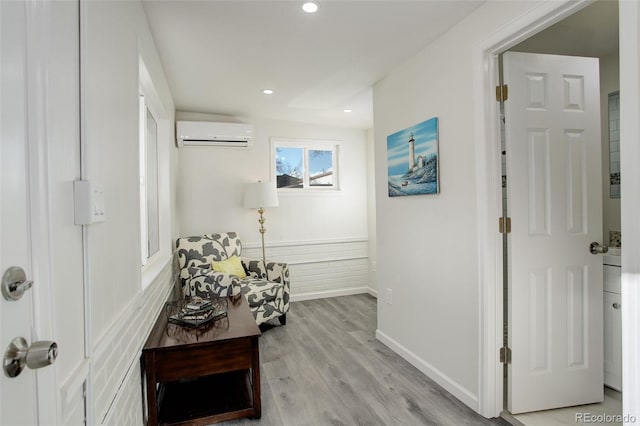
[504,51,604,414]
[1,1,60,424]
[1,1,40,423]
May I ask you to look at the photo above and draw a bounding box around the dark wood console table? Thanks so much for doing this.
[142,296,261,425]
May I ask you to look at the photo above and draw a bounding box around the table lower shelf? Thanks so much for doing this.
[157,370,257,425]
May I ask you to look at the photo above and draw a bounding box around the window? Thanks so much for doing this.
[139,94,160,264]
[272,138,339,190]
[139,55,170,289]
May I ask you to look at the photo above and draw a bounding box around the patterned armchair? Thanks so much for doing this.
[175,232,290,325]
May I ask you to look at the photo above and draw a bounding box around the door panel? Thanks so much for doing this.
[1,1,39,424]
[505,51,603,414]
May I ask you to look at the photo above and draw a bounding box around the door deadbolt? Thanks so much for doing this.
[2,266,33,301]
[3,337,58,378]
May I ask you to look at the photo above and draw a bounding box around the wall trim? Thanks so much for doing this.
[243,237,368,265]
[290,286,369,302]
[100,346,141,426]
[280,256,367,266]
[367,287,378,298]
[243,236,368,250]
[375,329,478,411]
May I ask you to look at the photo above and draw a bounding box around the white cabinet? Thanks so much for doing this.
[603,263,622,391]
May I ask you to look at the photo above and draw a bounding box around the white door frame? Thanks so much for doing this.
[472,0,640,419]
[619,1,640,424]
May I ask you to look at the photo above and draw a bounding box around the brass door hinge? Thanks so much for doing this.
[496,84,509,102]
[500,346,512,364]
[499,217,511,234]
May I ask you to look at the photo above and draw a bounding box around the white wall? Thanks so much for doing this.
[84,0,176,339]
[176,113,368,242]
[600,51,621,245]
[82,0,177,423]
[373,0,547,412]
[177,112,371,299]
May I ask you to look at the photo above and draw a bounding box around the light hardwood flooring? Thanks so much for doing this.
[223,294,509,426]
[511,387,623,426]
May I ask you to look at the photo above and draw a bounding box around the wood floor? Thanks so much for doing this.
[222,294,509,426]
[512,387,622,426]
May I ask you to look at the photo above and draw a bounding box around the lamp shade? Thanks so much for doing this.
[243,181,279,209]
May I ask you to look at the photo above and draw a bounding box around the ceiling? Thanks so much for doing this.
[511,0,618,58]
[142,0,486,130]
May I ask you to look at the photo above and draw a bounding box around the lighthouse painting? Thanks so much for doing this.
[386,117,439,197]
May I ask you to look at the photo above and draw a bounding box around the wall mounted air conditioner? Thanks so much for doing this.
[176,121,253,147]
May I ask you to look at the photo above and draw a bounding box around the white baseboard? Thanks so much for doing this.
[290,287,369,302]
[367,287,377,298]
[375,329,479,411]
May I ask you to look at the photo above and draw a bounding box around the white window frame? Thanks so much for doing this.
[139,56,171,289]
[139,94,159,264]
[271,137,340,191]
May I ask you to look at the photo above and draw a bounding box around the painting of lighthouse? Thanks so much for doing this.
[387,117,439,197]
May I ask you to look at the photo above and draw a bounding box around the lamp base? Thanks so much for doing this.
[257,208,267,264]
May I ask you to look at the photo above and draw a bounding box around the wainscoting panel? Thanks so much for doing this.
[242,238,371,300]
[92,259,174,424]
[101,362,144,426]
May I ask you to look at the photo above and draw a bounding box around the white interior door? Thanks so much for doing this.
[1,1,40,424]
[504,51,604,414]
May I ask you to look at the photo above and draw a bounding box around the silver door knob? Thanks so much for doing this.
[2,266,33,301]
[3,337,58,378]
[589,242,609,255]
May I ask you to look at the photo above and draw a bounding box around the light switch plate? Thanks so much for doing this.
[74,180,106,225]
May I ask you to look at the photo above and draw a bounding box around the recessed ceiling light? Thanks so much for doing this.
[302,2,318,13]
[344,109,353,113]
[263,89,273,95]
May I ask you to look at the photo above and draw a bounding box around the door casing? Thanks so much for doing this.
[471,0,623,418]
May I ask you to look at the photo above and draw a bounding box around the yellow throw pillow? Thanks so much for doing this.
[211,255,247,278]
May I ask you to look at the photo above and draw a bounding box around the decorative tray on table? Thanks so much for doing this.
[165,296,228,327]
